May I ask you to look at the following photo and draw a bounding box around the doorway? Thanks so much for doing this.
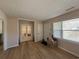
[0,20,3,51]
[19,20,34,43]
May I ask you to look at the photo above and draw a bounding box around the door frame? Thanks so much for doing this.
[17,19,35,45]
[0,19,3,49]
[0,19,6,50]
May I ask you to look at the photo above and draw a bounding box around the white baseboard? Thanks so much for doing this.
[7,44,19,49]
[4,47,8,51]
[58,46,79,57]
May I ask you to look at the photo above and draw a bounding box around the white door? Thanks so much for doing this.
[37,22,43,41]
[20,24,32,42]
[26,25,33,41]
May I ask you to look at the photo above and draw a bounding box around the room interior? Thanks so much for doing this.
[0,0,79,59]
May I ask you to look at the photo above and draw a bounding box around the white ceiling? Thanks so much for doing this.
[0,0,79,20]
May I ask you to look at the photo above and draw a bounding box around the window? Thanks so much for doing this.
[53,18,79,42]
[53,22,62,38]
[62,19,79,42]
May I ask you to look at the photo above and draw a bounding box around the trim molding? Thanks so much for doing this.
[58,46,79,57]
[7,44,19,49]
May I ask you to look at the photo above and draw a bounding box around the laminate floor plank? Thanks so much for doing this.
[0,41,79,59]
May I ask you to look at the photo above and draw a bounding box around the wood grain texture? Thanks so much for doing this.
[0,41,79,59]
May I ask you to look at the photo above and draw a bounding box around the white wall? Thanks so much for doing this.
[44,9,79,57]
[7,17,19,49]
[44,22,53,41]
[44,22,50,41]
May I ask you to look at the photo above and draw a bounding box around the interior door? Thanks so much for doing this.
[20,24,33,42]
[20,24,27,42]
[37,22,43,41]
[26,25,32,41]
[0,20,3,45]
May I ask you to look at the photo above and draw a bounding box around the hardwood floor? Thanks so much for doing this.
[0,45,3,53]
[0,41,79,59]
